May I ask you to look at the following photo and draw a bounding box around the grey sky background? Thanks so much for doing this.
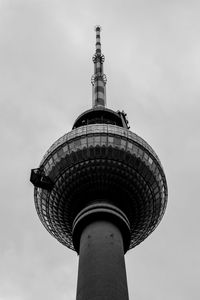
[0,0,199,299]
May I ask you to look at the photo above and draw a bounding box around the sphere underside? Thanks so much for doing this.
[34,124,167,251]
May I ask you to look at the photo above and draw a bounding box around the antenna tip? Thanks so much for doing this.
[95,25,101,32]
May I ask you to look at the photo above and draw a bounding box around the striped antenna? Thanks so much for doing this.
[95,25,102,54]
[91,26,107,107]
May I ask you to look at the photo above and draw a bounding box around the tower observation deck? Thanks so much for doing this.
[31,26,168,300]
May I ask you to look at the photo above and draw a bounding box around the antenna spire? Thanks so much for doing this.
[91,26,107,107]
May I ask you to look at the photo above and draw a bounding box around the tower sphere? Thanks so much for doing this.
[33,107,167,252]
[31,27,168,254]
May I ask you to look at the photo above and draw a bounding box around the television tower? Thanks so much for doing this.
[31,26,168,300]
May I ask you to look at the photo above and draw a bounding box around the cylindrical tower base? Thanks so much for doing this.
[76,220,129,300]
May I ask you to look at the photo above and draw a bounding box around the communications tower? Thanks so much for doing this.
[31,26,168,300]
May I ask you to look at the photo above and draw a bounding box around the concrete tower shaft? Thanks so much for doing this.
[76,220,129,300]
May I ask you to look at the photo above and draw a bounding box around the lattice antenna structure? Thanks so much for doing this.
[91,26,107,107]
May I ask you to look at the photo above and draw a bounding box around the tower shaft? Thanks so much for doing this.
[76,220,129,300]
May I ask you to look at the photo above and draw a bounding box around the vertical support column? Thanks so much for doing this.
[76,220,129,300]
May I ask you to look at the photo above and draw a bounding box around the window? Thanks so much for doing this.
[148,157,153,164]
[127,142,132,149]
[81,137,87,146]
[63,145,69,153]
[94,136,101,145]
[114,137,121,145]
[88,136,93,145]
[74,139,81,147]
[108,136,114,143]
[101,135,107,145]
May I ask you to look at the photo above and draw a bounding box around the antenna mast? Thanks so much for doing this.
[91,26,107,107]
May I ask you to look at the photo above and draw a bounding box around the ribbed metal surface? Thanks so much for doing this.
[34,124,168,251]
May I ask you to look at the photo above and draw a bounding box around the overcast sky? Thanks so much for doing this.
[0,0,200,299]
